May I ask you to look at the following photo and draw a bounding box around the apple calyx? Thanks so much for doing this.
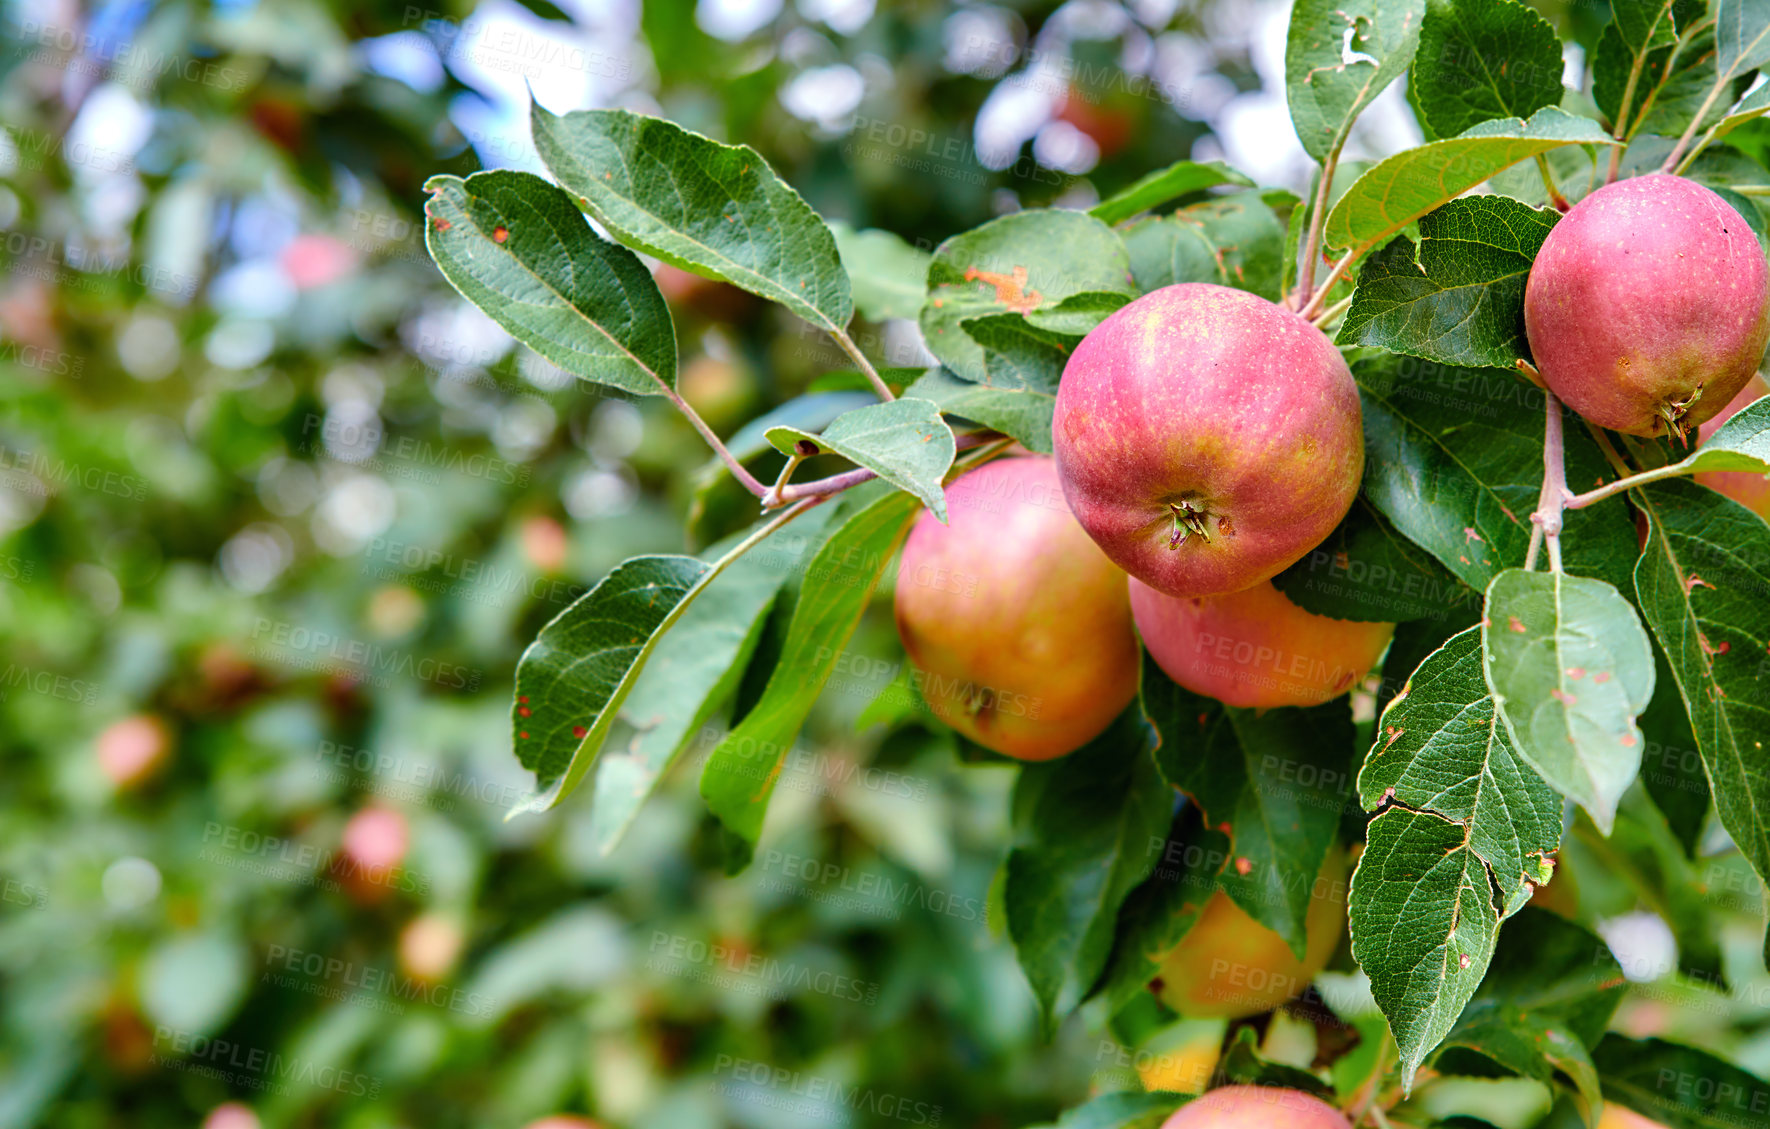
[1167,499,1213,549]
[1657,385,1704,445]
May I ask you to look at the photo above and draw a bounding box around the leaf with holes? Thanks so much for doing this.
[1482,568,1656,834]
[1337,195,1559,369]
[531,104,853,334]
[765,398,955,520]
[1325,107,1616,256]
[1359,626,1561,914]
[424,170,676,397]
[1350,805,1502,1092]
[1411,0,1566,139]
[1285,0,1428,163]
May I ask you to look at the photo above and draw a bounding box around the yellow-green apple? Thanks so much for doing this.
[1156,851,1347,1018]
[1131,579,1393,708]
[895,456,1138,760]
[1053,283,1364,598]
[1525,174,1769,439]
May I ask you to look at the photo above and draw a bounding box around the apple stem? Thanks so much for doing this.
[773,433,1010,507]
[1292,144,1342,312]
[1528,392,1571,573]
[761,449,810,508]
[1535,156,1572,213]
[1298,251,1357,322]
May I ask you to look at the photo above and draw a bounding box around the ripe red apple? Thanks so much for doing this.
[1053,284,1364,599]
[1524,173,1769,439]
[1156,851,1347,1019]
[1162,1086,1352,1129]
[202,1103,261,1129]
[895,456,1138,760]
[399,913,466,983]
[1694,373,1770,518]
[1131,579,1394,709]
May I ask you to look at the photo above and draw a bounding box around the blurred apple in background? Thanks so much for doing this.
[399,913,466,983]
[202,1103,261,1129]
[337,805,409,904]
[96,714,172,789]
[521,515,570,574]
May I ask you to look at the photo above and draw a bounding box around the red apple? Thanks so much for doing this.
[1161,1085,1351,1129]
[1525,174,1769,439]
[1054,284,1364,598]
[895,456,1138,760]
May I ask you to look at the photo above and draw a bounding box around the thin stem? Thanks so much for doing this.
[1299,250,1358,321]
[1293,144,1343,312]
[1346,1035,1395,1128]
[1675,116,1729,176]
[1663,74,1733,173]
[1585,419,1637,480]
[1728,184,1770,196]
[1310,292,1354,330]
[1524,522,1545,572]
[1536,155,1572,212]
[1565,460,1703,509]
[831,328,896,401]
[770,433,1011,507]
[664,385,769,497]
[1532,392,1570,573]
[761,449,809,508]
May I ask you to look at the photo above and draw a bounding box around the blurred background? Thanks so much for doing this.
[3,1,1767,1127]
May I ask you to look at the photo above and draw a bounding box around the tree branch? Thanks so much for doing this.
[1298,250,1357,321]
[1530,392,1571,573]
[1292,145,1343,312]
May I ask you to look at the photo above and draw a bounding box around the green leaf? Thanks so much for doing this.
[1633,479,1770,949]
[1354,354,1642,594]
[1615,0,1682,54]
[1143,655,1352,957]
[1004,708,1172,1032]
[902,368,1055,455]
[1638,635,1711,856]
[1359,626,1562,914]
[1482,569,1656,833]
[1089,159,1255,226]
[1350,805,1502,1093]
[423,170,676,398]
[830,222,930,322]
[1437,1012,1602,1122]
[1717,0,1770,79]
[1705,80,1770,143]
[510,555,711,815]
[1592,1034,1770,1129]
[1337,195,1559,369]
[1027,1090,1189,1129]
[1324,107,1616,255]
[1218,1026,1336,1096]
[1285,0,1428,163]
[764,398,956,521]
[587,505,835,854]
[1645,397,1770,478]
[530,104,853,334]
[1094,805,1231,1012]
[699,487,920,866]
[1122,190,1288,302]
[1412,0,1566,139]
[1272,498,1475,623]
[959,313,1070,392]
[919,210,1133,382]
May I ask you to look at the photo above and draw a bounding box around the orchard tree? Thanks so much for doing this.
[422,0,1770,1125]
